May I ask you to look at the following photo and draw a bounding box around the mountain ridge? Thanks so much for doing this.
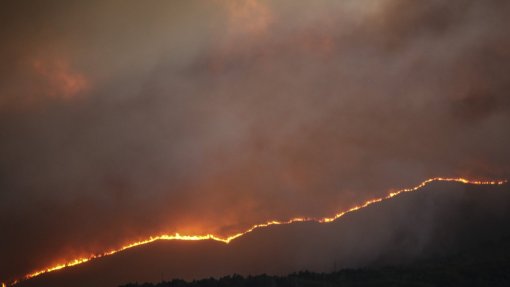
[14,179,510,287]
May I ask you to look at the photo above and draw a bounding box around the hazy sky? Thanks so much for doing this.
[1,0,510,282]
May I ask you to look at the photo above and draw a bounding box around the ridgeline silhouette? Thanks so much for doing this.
[15,181,510,287]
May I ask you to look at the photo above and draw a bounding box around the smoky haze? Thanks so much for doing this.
[1,0,510,282]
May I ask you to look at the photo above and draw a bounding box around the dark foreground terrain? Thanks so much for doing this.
[121,236,510,287]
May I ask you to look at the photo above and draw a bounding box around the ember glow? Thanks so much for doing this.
[7,177,505,286]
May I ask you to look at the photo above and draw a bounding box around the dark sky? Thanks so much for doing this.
[1,0,510,283]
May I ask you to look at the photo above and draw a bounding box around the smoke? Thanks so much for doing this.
[1,0,510,281]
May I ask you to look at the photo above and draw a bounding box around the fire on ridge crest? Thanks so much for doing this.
[6,177,507,286]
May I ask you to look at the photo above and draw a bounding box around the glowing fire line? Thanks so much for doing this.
[6,177,507,286]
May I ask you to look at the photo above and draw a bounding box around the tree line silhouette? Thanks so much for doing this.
[121,236,510,287]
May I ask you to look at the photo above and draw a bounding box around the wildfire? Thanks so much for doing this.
[5,177,507,286]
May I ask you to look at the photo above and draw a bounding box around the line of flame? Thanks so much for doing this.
[5,177,507,286]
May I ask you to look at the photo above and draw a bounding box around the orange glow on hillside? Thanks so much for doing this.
[6,177,507,286]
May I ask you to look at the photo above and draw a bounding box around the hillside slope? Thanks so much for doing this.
[122,235,510,287]
[17,182,510,287]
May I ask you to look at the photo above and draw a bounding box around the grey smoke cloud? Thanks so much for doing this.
[1,0,510,282]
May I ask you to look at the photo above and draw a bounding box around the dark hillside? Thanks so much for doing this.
[17,182,510,287]
[121,236,510,287]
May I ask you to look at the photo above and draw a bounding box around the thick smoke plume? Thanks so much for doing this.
[1,0,510,281]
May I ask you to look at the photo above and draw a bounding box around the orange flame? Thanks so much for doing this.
[6,177,507,286]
